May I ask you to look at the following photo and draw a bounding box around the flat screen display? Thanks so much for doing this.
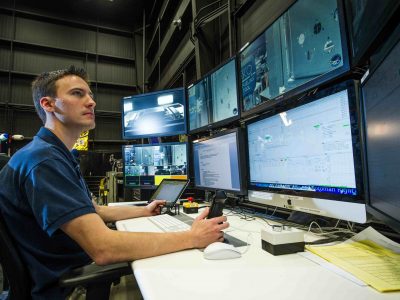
[192,129,245,194]
[188,58,239,132]
[345,0,400,65]
[239,0,348,115]
[247,82,363,199]
[123,142,188,188]
[362,33,400,232]
[122,88,186,139]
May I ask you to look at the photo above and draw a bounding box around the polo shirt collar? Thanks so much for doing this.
[36,127,78,165]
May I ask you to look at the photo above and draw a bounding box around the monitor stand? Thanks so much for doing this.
[163,204,179,216]
[287,211,316,225]
[286,211,343,229]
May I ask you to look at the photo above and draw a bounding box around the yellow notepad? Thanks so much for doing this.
[306,229,400,292]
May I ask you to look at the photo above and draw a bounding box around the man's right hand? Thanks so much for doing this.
[189,207,229,248]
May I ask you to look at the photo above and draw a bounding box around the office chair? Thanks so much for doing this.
[0,213,132,300]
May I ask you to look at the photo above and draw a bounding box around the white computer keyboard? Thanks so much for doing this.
[148,214,191,232]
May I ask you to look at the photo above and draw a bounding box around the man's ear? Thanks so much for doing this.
[40,97,55,112]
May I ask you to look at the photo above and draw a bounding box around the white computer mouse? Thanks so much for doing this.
[203,242,242,260]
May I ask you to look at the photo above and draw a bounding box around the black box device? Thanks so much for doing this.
[261,227,305,256]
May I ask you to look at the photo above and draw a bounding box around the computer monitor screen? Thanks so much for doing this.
[122,88,186,139]
[123,142,188,188]
[345,0,400,66]
[188,57,239,132]
[192,128,245,194]
[239,0,349,116]
[246,81,366,223]
[361,33,400,233]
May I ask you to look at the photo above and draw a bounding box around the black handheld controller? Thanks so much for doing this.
[207,190,227,219]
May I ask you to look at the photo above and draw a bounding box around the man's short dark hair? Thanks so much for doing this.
[32,65,89,124]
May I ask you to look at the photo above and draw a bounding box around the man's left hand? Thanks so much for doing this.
[145,200,166,216]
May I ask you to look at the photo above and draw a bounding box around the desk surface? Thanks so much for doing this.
[116,211,400,300]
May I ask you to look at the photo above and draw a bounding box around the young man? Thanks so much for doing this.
[0,66,228,299]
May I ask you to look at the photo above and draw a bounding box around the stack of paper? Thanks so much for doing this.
[306,227,400,292]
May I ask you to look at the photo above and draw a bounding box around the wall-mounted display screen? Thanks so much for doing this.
[122,88,186,140]
[188,57,239,133]
[239,0,349,116]
[123,142,188,188]
[345,0,400,66]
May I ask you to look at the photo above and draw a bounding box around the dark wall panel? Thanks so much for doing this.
[98,32,134,58]
[0,76,9,102]
[93,117,122,140]
[0,45,10,69]
[0,12,14,40]
[15,17,97,52]
[97,60,136,85]
[0,109,6,132]
[95,86,132,112]
[11,77,32,105]
[13,48,86,74]
[84,60,97,81]
[13,111,42,138]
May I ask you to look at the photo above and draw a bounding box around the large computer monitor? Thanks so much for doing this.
[192,128,246,195]
[344,0,400,66]
[188,57,239,133]
[122,88,186,140]
[123,142,188,188]
[361,30,400,233]
[239,0,349,117]
[246,80,366,223]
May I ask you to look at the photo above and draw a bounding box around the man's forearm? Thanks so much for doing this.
[94,203,148,222]
[61,213,197,265]
[98,230,195,264]
[62,209,226,264]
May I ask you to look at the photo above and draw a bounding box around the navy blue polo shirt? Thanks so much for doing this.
[0,127,95,299]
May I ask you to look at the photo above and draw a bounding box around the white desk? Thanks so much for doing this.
[108,201,148,206]
[116,212,399,300]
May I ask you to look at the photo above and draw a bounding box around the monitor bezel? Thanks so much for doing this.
[122,141,189,190]
[191,127,247,195]
[360,32,400,233]
[186,56,240,134]
[343,0,400,67]
[238,0,350,118]
[244,79,365,205]
[121,87,187,140]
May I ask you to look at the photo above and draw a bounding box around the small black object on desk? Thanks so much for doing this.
[207,190,227,219]
[163,203,180,216]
